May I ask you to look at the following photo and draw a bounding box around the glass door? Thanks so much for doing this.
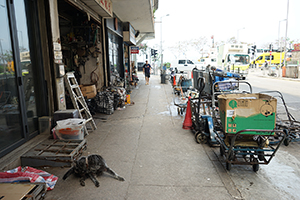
[0,0,39,157]
[0,0,23,151]
[14,0,38,135]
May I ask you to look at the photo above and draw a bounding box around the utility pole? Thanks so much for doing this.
[283,0,289,68]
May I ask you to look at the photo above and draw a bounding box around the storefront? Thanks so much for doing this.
[57,0,108,95]
[123,22,137,86]
[106,16,124,85]
[0,0,48,157]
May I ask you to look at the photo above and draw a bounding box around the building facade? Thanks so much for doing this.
[0,0,157,168]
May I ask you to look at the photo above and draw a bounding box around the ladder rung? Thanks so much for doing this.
[65,72,97,132]
[85,118,92,122]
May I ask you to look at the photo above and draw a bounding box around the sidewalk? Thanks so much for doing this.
[44,73,237,200]
[248,68,300,81]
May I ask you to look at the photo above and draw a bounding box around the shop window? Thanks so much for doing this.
[0,0,24,155]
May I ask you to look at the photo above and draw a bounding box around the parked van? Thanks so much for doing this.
[251,52,285,67]
[172,59,197,73]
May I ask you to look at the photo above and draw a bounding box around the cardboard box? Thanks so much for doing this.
[79,84,97,99]
[218,93,277,135]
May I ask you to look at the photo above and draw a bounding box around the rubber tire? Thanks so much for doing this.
[253,164,259,172]
[284,137,290,146]
[258,151,264,161]
[195,132,207,144]
[180,108,184,115]
[226,162,232,171]
[220,145,224,156]
[177,108,180,115]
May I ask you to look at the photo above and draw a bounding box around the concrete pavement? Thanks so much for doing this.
[44,73,240,200]
[248,67,300,82]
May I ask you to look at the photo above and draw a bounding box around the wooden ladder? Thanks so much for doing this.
[64,72,97,134]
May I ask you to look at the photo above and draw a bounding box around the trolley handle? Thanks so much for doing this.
[197,77,205,93]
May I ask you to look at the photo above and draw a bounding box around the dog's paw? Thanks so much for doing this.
[95,182,100,187]
[117,176,125,181]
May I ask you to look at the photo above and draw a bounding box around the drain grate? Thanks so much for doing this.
[21,139,87,167]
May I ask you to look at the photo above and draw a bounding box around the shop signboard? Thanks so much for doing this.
[123,22,136,45]
[130,46,139,54]
[294,43,300,51]
[94,0,113,16]
[81,0,113,17]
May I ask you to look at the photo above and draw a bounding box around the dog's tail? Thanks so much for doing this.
[63,167,75,180]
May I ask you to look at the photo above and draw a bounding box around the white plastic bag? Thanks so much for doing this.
[55,118,86,140]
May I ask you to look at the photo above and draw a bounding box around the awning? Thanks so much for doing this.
[67,0,113,20]
[81,0,113,17]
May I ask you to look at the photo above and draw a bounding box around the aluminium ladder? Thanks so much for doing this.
[64,72,97,134]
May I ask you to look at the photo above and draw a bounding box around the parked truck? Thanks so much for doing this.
[217,44,250,79]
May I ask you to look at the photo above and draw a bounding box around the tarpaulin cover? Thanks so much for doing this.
[0,166,58,190]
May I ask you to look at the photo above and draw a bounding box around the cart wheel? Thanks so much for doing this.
[284,137,291,146]
[253,159,259,172]
[258,151,265,161]
[228,150,234,161]
[220,145,224,156]
[226,162,232,171]
[180,108,184,115]
[177,108,180,115]
[195,132,207,144]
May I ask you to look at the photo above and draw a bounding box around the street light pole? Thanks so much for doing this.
[160,14,169,72]
[278,19,286,70]
[283,0,289,68]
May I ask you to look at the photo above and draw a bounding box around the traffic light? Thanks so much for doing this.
[269,44,273,51]
[151,49,154,56]
[249,45,256,55]
[252,45,256,55]
[153,49,158,58]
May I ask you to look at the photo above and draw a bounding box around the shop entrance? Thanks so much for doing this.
[58,1,104,106]
[0,0,43,157]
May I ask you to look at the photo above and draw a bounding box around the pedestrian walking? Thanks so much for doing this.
[264,61,268,69]
[143,60,152,85]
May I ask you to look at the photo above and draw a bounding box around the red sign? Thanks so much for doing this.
[270,51,272,55]
[130,46,139,54]
[294,43,300,51]
[96,0,113,16]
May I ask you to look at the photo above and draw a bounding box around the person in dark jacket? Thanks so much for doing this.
[143,60,152,85]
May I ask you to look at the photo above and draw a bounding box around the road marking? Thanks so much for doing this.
[277,104,297,111]
[286,106,297,111]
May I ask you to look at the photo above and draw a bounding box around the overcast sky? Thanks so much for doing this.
[147,0,300,62]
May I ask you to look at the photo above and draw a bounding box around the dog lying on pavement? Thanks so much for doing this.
[63,154,125,187]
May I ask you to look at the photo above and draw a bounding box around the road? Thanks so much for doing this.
[208,73,300,200]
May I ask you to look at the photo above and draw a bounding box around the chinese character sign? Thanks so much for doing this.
[95,0,113,16]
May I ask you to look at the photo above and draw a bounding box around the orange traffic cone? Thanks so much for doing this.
[173,76,176,86]
[183,96,193,130]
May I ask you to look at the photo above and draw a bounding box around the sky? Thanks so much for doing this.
[147,0,300,62]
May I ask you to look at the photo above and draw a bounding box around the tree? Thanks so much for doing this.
[168,41,189,59]
[138,43,148,54]
[190,36,208,57]
[227,37,237,44]
[0,50,13,63]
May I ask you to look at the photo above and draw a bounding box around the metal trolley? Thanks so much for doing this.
[191,74,287,171]
[172,74,195,115]
[217,129,286,172]
[258,91,300,146]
